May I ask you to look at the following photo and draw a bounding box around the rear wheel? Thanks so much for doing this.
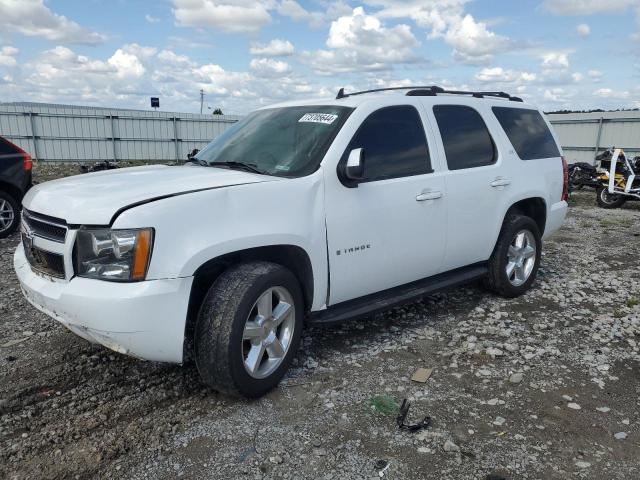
[596,186,626,209]
[0,191,19,239]
[485,215,542,298]
[194,261,303,398]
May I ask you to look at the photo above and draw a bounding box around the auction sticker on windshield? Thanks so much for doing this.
[298,113,338,124]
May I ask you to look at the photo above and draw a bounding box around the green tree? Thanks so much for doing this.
[212,108,223,115]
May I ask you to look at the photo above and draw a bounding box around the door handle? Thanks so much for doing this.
[416,190,443,201]
[490,177,511,188]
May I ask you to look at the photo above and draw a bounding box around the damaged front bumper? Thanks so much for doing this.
[14,243,193,363]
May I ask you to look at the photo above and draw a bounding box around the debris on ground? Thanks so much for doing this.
[396,399,431,432]
[411,367,433,383]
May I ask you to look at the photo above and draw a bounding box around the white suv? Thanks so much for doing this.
[14,86,568,397]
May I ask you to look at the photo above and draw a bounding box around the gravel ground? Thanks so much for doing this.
[1,164,639,480]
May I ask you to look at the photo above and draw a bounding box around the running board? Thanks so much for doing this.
[308,264,488,325]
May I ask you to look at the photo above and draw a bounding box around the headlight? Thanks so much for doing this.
[75,228,154,282]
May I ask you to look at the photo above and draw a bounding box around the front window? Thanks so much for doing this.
[196,106,353,177]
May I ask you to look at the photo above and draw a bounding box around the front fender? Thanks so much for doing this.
[113,173,329,311]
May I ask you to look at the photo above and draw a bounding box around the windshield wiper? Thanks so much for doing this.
[185,158,210,167]
[212,161,267,175]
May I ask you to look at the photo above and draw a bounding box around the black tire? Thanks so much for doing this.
[596,186,626,209]
[485,214,542,298]
[0,190,20,239]
[194,261,303,398]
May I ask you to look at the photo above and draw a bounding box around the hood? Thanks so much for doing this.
[23,165,278,225]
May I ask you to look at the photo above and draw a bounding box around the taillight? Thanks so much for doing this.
[23,153,32,172]
[561,156,569,201]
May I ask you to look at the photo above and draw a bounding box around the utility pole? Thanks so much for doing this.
[200,89,204,115]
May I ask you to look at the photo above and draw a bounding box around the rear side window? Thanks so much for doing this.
[433,105,496,170]
[492,107,560,160]
[343,105,432,182]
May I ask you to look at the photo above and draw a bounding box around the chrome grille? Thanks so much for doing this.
[21,209,69,279]
[23,209,67,243]
[22,235,66,278]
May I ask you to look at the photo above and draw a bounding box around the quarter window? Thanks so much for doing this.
[492,107,560,160]
[343,105,432,182]
[433,105,496,170]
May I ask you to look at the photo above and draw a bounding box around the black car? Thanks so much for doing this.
[0,136,32,238]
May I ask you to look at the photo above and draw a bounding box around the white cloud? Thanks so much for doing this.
[0,0,105,44]
[588,69,603,79]
[278,0,324,27]
[543,0,640,40]
[576,23,591,37]
[172,0,272,33]
[542,0,637,15]
[306,7,419,74]
[158,50,194,66]
[572,72,584,82]
[541,52,570,69]
[250,39,295,56]
[543,87,569,103]
[277,0,352,28]
[364,0,511,64]
[2,43,332,113]
[108,50,146,79]
[249,57,291,77]
[121,43,158,60]
[145,14,160,24]
[0,46,18,67]
[593,87,630,98]
[475,67,536,83]
[445,14,511,64]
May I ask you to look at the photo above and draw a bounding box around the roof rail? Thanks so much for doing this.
[335,85,523,102]
[335,86,442,99]
[410,88,524,102]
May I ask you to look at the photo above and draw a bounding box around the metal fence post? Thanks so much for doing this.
[593,116,604,163]
[28,112,39,161]
[173,117,179,161]
[109,115,117,161]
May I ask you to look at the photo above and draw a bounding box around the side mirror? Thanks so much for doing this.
[345,148,365,181]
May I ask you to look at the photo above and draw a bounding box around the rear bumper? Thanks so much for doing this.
[14,243,193,363]
[543,200,568,239]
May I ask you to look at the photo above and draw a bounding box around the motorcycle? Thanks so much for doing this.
[568,162,600,191]
[594,148,640,209]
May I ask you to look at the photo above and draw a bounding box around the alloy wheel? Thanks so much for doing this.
[0,199,15,233]
[241,286,296,379]
[506,229,536,287]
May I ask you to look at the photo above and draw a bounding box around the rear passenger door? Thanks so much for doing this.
[325,104,447,304]
[429,103,510,270]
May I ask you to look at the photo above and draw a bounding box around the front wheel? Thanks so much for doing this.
[485,215,542,298]
[596,186,626,209]
[194,261,303,398]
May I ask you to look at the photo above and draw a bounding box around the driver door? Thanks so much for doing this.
[324,104,447,305]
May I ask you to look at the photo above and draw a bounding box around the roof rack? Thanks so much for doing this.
[335,86,523,102]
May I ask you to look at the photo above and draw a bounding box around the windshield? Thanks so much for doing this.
[195,105,353,177]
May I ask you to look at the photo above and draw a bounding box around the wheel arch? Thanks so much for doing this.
[183,244,314,362]
[489,197,547,258]
[503,197,547,235]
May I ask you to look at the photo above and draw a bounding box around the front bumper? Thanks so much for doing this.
[14,244,193,363]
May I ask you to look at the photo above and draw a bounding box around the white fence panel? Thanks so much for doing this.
[548,112,640,164]
[0,102,241,162]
